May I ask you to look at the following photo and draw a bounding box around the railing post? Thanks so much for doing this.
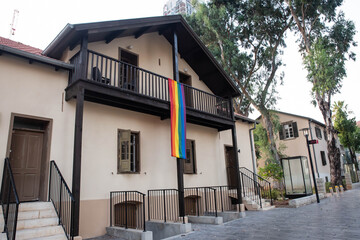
[125,192,128,229]
[269,183,273,205]
[214,189,217,217]
[147,191,150,221]
[220,186,224,212]
[196,188,199,216]
[4,174,11,233]
[59,180,63,225]
[48,161,53,202]
[163,190,166,222]
[204,188,208,213]
[110,192,112,227]
[143,194,146,232]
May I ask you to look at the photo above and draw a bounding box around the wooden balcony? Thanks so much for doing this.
[65,50,234,130]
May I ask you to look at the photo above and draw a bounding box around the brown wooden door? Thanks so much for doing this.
[185,197,197,216]
[179,72,193,108]
[10,129,44,202]
[225,146,238,188]
[114,203,137,229]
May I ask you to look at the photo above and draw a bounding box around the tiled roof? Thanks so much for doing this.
[0,36,43,55]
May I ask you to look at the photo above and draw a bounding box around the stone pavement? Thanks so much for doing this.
[169,187,360,240]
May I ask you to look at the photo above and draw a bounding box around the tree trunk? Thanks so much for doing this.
[261,110,281,164]
[317,96,342,186]
[349,148,359,171]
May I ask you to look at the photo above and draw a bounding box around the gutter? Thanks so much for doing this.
[308,119,320,177]
[43,24,74,57]
[249,122,257,174]
[0,44,74,71]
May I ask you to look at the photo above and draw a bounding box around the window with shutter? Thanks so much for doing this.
[184,139,196,174]
[118,129,140,173]
[315,127,322,139]
[280,121,297,140]
[320,151,327,166]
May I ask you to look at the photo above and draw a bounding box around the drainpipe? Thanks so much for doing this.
[308,119,320,178]
[249,122,257,174]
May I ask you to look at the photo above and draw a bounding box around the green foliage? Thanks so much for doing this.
[258,162,284,182]
[325,181,332,193]
[333,101,360,168]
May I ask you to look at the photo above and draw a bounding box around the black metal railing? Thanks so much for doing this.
[0,158,20,240]
[240,167,273,205]
[69,50,231,118]
[240,173,262,208]
[48,160,75,240]
[184,187,217,217]
[147,189,184,223]
[210,186,238,212]
[110,191,146,231]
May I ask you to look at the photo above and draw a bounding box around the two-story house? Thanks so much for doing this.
[0,16,262,239]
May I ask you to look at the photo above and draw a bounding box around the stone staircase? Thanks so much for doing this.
[1,202,67,240]
[242,197,275,211]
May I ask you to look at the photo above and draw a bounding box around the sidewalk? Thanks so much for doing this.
[169,187,360,240]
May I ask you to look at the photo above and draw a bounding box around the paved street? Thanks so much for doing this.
[170,186,360,240]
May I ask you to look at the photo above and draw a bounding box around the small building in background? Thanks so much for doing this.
[163,0,195,16]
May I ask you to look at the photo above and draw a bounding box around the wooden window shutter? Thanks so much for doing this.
[184,140,195,174]
[279,125,285,140]
[118,130,131,173]
[293,122,299,138]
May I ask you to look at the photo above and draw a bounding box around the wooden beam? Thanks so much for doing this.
[72,87,85,236]
[79,34,88,80]
[69,39,80,51]
[134,26,151,39]
[229,97,242,205]
[105,30,125,44]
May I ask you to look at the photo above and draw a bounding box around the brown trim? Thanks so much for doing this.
[6,112,53,202]
[118,47,139,67]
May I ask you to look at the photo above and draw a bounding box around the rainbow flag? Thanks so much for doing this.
[168,78,186,159]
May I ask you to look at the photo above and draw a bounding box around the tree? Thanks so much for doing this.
[333,101,360,170]
[186,0,293,164]
[284,0,356,186]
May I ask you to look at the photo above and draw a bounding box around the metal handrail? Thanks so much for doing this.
[147,189,184,223]
[240,167,273,206]
[0,158,20,240]
[110,191,146,231]
[48,160,75,240]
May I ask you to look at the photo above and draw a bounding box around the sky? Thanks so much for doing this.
[0,0,359,123]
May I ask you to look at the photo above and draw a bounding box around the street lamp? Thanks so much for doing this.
[300,128,320,203]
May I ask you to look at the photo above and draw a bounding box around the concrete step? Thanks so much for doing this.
[33,234,68,240]
[17,217,58,230]
[0,233,6,240]
[18,208,57,220]
[260,205,276,211]
[19,202,53,212]
[16,225,65,240]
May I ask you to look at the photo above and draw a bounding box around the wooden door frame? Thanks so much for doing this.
[6,113,53,202]
[224,144,236,187]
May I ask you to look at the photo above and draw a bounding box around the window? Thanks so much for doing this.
[118,129,140,173]
[323,130,328,141]
[279,122,298,140]
[315,127,322,139]
[184,139,196,174]
[321,151,327,166]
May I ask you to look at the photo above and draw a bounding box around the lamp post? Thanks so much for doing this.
[300,128,320,203]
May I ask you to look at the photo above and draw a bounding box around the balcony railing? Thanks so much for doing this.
[69,50,231,119]
[110,191,146,231]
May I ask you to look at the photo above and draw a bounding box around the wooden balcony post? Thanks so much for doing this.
[72,87,85,236]
[172,28,185,219]
[78,33,88,80]
[229,97,243,205]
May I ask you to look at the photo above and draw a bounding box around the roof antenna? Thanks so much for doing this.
[9,9,20,39]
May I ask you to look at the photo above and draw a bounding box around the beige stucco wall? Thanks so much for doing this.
[63,32,213,94]
[276,112,331,181]
[219,121,257,173]
[78,102,256,237]
[0,54,75,185]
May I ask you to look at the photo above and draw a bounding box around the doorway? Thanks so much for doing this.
[224,146,238,188]
[179,72,193,108]
[119,48,139,91]
[7,114,52,202]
